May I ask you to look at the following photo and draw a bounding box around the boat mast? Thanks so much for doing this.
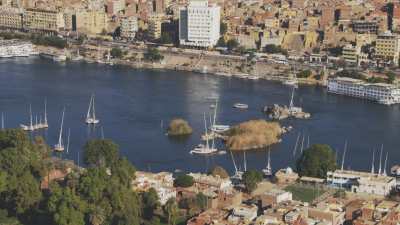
[213,98,218,127]
[230,151,238,174]
[203,113,209,149]
[378,144,383,175]
[1,112,4,130]
[44,98,48,126]
[300,134,305,153]
[58,108,65,147]
[66,128,70,154]
[383,152,388,176]
[29,104,33,129]
[292,133,300,157]
[92,95,96,120]
[371,149,375,174]
[86,95,93,120]
[289,87,295,109]
[341,140,347,170]
[267,150,271,171]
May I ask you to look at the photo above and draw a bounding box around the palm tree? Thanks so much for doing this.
[163,198,178,225]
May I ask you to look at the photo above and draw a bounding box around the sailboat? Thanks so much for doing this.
[230,151,243,180]
[190,113,218,155]
[20,104,34,131]
[42,99,49,128]
[262,149,272,176]
[210,99,230,133]
[85,95,100,124]
[54,108,65,152]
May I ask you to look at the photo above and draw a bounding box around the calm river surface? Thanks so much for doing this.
[0,57,399,174]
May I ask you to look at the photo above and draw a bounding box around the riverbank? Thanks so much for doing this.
[35,44,325,86]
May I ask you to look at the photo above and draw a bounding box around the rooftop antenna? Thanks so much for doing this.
[371,149,375,174]
[341,140,347,171]
[383,152,388,176]
[378,144,383,175]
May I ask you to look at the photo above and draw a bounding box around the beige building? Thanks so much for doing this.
[0,7,23,30]
[375,31,400,64]
[75,10,108,35]
[342,44,360,65]
[24,8,64,33]
[148,14,163,39]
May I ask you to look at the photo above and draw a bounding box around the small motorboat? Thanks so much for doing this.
[233,103,249,109]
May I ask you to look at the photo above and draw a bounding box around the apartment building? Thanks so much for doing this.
[352,20,378,34]
[342,44,360,65]
[120,16,138,39]
[0,7,23,30]
[75,10,108,35]
[179,0,220,48]
[375,31,400,64]
[148,14,163,39]
[24,8,64,33]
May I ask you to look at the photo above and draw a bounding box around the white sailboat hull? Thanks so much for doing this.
[54,144,64,152]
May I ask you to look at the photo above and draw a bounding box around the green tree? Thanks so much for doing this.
[297,70,312,78]
[47,184,87,225]
[0,209,21,225]
[84,139,120,168]
[226,39,239,51]
[220,22,228,35]
[386,71,396,84]
[242,170,263,193]
[144,48,164,62]
[110,48,123,59]
[173,174,194,188]
[163,198,178,225]
[216,37,226,47]
[296,144,337,178]
[160,33,173,44]
[195,193,208,211]
[142,188,160,219]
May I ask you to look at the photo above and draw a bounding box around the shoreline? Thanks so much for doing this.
[34,44,325,87]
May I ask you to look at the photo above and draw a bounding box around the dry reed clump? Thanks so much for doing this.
[225,119,282,150]
[167,118,193,136]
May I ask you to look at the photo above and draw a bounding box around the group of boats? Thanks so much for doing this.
[20,101,49,131]
[230,149,272,180]
[19,95,100,153]
[191,99,229,155]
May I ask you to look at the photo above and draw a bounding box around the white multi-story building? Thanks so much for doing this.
[327,77,400,105]
[179,0,220,48]
[120,16,138,40]
[327,169,396,196]
[132,171,176,205]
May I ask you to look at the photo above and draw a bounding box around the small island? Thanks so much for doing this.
[167,118,193,136]
[224,120,283,151]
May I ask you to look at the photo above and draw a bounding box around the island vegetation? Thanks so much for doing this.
[224,120,282,151]
[167,118,193,136]
[296,144,337,179]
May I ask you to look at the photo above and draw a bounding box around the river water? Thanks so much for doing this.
[0,57,399,174]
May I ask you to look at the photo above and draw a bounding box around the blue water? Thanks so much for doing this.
[0,57,399,174]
